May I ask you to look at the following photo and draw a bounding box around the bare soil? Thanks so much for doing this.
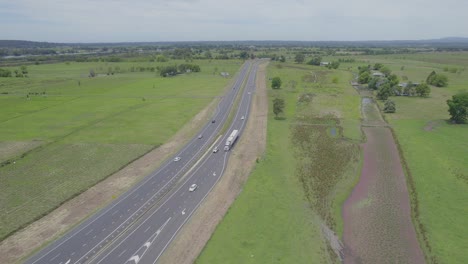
[0,93,221,264]
[342,95,424,263]
[0,141,43,163]
[157,62,269,264]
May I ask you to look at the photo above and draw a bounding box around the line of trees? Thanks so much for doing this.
[157,63,201,77]
[0,65,28,77]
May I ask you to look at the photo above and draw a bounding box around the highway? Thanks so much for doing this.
[25,59,260,264]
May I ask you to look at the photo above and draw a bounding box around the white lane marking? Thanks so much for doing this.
[182,208,186,215]
[82,243,87,247]
[71,252,75,256]
[128,255,140,264]
[163,207,169,213]
[144,226,151,233]
[124,218,171,264]
[84,229,93,236]
[111,210,119,216]
[65,259,71,264]
[117,249,127,258]
[50,253,60,261]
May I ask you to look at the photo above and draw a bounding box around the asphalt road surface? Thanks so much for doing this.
[25,60,260,264]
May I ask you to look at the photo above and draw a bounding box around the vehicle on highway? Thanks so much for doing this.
[198,134,203,139]
[189,184,198,192]
[248,92,251,95]
[213,147,218,153]
[212,119,216,123]
[224,129,239,151]
[241,116,245,120]
[174,157,181,161]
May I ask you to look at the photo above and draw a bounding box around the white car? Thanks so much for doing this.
[213,147,219,153]
[174,157,181,162]
[241,116,245,120]
[198,134,203,139]
[189,184,198,192]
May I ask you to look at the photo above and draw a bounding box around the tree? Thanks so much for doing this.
[295,53,305,64]
[0,68,12,77]
[368,77,379,90]
[239,51,249,60]
[387,74,399,87]
[377,82,392,100]
[431,74,448,87]
[204,51,212,59]
[271,77,282,89]
[447,92,468,123]
[383,100,396,113]
[273,97,285,118]
[327,61,340,69]
[279,55,286,62]
[89,69,96,77]
[20,65,28,75]
[358,72,370,84]
[426,71,436,83]
[307,56,321,66]
[415,82,431,97]
[380,66,391,76]
[156,55,168,62]
[426,71,448,87]
[374,63,383,70]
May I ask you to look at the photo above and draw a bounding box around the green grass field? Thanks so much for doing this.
[197,62,362,263]
[0,59,243,240]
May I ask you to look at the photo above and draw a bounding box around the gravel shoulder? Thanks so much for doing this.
[158,61,268,264]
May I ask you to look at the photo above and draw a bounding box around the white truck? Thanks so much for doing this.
[224,129,239,151]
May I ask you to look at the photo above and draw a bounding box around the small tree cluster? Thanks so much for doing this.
[295,53,305,64]
[178,64,201,73]
[307,56,321,66]
[326,61,340,69]
[426,71,448,87]
[358,65,371,84]
[0,66,28,78]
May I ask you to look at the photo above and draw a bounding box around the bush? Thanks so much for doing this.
[271,77,282,89]
[383,100,396,113]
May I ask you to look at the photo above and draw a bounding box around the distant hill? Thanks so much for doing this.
[1,37,468,49]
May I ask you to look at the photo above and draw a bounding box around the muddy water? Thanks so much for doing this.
[342,95,425,263]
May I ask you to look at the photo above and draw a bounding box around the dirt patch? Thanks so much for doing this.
[0,141,43,164]
[157,61,268,264]
[0,90,222,264]
[342,126,425,263]
[423,120,441,131]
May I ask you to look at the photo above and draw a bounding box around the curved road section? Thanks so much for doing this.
[25,60,260,264]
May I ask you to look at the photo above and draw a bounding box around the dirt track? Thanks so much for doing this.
[342,95,424,263]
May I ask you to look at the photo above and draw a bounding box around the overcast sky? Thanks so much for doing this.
[1,0,467,42]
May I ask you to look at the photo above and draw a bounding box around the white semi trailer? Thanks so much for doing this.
[224,129,239,151]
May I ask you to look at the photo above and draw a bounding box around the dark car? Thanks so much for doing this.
[212,120,216,123]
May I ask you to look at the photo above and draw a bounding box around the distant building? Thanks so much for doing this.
[372,71,385,77]
[220,72,230,77]
[320,62,330,66]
